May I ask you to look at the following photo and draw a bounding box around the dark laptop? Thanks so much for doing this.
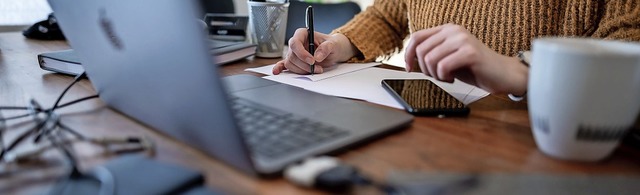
[49,0,413,175]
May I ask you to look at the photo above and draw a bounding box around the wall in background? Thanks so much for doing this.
[234,0,249,15]
[233,0,373,15]
[0,0,51,32]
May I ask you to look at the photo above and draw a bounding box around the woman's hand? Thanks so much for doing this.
[405,24,528,95]
[273,28,357,75]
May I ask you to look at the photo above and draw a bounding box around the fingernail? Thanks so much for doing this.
[315,52,325,60]
[306,57,315,65]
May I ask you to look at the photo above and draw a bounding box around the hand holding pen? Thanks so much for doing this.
[272,8,360,75]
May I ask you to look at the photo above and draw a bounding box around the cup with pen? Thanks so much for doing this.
[248,0,290,58]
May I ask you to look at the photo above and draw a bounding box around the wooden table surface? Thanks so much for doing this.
[1,32,639,194]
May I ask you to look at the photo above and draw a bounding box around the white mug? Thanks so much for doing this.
[528,38,640,161]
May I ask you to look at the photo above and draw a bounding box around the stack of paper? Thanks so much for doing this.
[245,63,490,109]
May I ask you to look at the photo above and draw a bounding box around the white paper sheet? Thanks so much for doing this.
[244,62,380,81]
[254,66,490,109]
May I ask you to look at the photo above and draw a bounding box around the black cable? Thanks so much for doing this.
[0,111,6,155]
[0,118,48,160]
[34,116,90,144]
[0,106,31,110]
[34,94,99,142]
[33,114,57,143]
[30,100,53,144]
[3,72,82,108]
[2,71,146,195]
[0,95,99,123]
[47,128,81,176]
[45,116,114,195]
[0,72,87,161]
[26,74,95,145]
[0,72,93,124]
[1,71,138,195]
[56,121,87,140]
[0,113,34,122]
[58,130,80,175]
[53,95,100,111]
[52,72,87,111]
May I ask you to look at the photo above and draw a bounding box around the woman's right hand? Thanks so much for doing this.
[273,28,357,75]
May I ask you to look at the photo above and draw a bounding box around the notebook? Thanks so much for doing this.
[38,40,255,76]
[38,49,83,75]
[49,0,413,176]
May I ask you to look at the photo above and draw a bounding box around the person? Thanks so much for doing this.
[272,0,640,97]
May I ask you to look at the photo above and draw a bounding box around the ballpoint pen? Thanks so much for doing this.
[306,6,315,75]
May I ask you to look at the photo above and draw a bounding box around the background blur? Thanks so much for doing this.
[0,0,374,31]
[0,0,407,67]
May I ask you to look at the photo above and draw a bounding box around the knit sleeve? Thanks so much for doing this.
[590,0,640,41]
[332,0,409,62]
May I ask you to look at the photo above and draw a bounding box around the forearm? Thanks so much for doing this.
[332,0,409,62]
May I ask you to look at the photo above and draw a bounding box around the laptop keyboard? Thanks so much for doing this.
[230,98,349,159]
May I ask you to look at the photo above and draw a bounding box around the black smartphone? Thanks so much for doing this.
[381,79,470,116]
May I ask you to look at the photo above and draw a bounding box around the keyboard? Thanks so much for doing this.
[230,98,349,159]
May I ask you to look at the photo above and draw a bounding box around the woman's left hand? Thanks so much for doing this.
[404,23,527,95]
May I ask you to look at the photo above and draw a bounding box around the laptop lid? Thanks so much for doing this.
[50,0,414,176]
[49,0,256,173]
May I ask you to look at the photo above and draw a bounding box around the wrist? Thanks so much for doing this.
[505,53,529,101]
[331,33,359,62]
[505,56,529,96]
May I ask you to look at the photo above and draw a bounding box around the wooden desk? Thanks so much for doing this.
[1,32,639,194]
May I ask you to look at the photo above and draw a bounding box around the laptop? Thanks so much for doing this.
[49,0,413,176]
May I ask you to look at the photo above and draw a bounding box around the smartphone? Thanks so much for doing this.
[381,79,470,116]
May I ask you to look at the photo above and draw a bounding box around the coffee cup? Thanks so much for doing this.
[528,38,640,161]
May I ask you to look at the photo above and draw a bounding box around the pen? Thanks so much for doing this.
[306,6,315,75]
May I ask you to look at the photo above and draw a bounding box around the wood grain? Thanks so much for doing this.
[1,32,639,195]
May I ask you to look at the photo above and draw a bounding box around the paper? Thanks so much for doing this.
[247,64,490,109]
[245,62,380,81]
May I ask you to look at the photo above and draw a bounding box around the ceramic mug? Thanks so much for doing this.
[528,38,640,161]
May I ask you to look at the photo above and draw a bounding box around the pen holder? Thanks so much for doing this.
[248,1,289,58]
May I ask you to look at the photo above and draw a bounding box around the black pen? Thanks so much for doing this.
[306,6,315,75]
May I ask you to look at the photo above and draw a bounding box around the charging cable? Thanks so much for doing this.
[284,156,399,194]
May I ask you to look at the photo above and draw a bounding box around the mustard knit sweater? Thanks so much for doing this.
[334,0,640,62]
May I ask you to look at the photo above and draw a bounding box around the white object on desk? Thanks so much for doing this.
[245,62,380,81]
[246,64,490,109]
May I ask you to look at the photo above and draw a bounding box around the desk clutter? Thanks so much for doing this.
[0,75,219,194]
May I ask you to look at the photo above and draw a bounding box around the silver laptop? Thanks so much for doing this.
[49,0,413,175]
